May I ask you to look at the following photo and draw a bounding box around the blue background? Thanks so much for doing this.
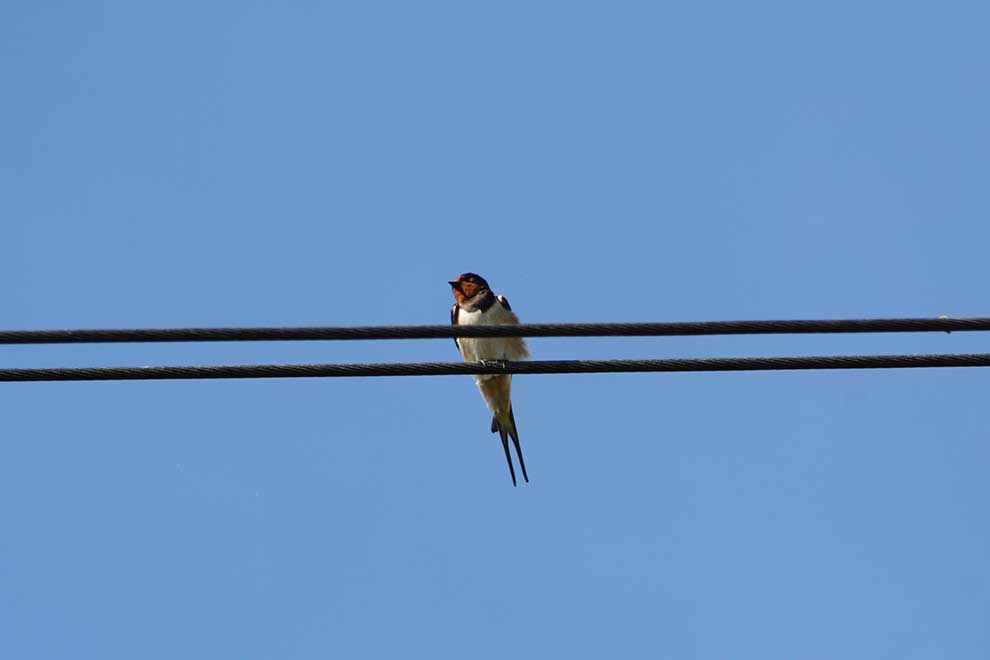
[2,3,988,658]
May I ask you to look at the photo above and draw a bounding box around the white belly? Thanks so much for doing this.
[458,336,521,362]
[456,306,528,364]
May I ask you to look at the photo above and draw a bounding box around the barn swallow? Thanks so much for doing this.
[449,273,530,486]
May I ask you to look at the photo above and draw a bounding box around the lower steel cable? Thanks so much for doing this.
[1,353,989,382]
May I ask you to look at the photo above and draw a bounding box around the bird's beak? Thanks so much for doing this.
[448,280,461,290]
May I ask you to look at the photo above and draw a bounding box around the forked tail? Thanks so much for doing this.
[492,407,528,486]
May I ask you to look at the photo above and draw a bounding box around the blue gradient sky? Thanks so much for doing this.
[2,3,988,659]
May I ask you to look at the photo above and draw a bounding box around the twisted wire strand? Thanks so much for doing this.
[0,317,985,344]
[2,353,988,382]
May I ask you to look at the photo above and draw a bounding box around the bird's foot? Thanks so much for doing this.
[480,359,509,370]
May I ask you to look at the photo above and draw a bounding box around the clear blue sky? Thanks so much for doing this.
[2,3,988,658]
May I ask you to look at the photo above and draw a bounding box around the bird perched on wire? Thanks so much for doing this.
[449,273,530,486]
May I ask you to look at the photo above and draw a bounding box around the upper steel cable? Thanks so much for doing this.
[0,317,985,344]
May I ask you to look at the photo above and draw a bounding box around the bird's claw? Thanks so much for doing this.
[480,359,508,370]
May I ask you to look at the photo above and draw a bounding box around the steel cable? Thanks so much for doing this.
[2,353,989,382]
[0,317,985,345]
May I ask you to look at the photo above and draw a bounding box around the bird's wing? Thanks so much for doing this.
[450,303,460,350]
[495,294,528,358]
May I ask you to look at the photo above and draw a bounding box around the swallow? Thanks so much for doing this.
[449,273,531,486]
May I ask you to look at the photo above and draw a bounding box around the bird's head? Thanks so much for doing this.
[449,272,490,303]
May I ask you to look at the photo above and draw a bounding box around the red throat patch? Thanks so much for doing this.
[456,281,480,300]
